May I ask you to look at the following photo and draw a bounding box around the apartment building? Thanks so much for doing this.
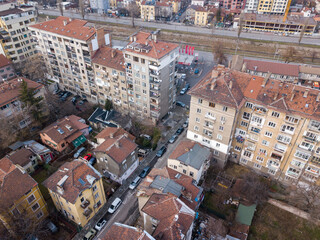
[141,1,173,21]
[189,65,320,185]
[0,157,48,232]
[244,0,259,12]
[194,7,208,26]
[89,0,109,14]
[92,47,129,112]
[0,5,37,62]
[43,159,106,227]
[0,54,15,81]
[223,0,245,10]
[102,223,155,240]
[257,0,290,14]
[29,17,111,102]
[123,31,179,123]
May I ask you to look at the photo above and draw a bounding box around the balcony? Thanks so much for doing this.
[83,207,93,217]
[270,152,283,161]
[205,113,216,121]
[80,199,90,209]
[286,170,300,179]
[149,62,160,71]
[150,91,160,98]
[253,106,267,115]
[150,70,160,77]
[244,142,256,151]
[274,143,287,153]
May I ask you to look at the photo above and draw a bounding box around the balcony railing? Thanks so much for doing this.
[80,199,90,209]
[83,207,93,217]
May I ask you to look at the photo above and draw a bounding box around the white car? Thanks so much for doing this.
[108,197,122,214]
[94,218,107,231]
[129,176,142,190]
[74,147,86,158]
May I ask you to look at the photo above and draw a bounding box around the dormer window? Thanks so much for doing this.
[65,125,73,131]
[57,128,64,134]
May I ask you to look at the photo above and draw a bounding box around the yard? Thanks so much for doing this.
[249,203,320,240]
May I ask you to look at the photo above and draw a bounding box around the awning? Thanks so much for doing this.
[72,135,86,148]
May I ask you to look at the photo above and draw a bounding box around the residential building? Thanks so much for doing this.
[29,16,111,101]
[0,54,15,81]
[189,65,320,185]
[0,5,37,62]
[100,222,155,240]
[93,126,138,184]
[123,31,179,123]
[167,140,211,183]
[257,0,290,14]
[141,193,195,240]
[299,65,320,82]
[92,46,128,110]
[0,157,48,232]
[223,0,244,10]
[88,107,119,130]
[89,0,109,14]
[230,56,300,82]
[235,13,316,34]
[0,77,47,129]
[43,159,106,227]
[137,167,204,212]
[244,0,259,12]
[194,7,208,26]
[191,0,206,7]
[141,1,173,21]
[40,115,89,152]
[141,1,156,21]
[7,148,38,174]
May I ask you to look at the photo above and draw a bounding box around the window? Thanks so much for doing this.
[36,211,43,219]
[190,172,194,177]
[173,165,177,169]
[209,102,215,108]
[281,125,295,134]
[245,102,253,109]
[240,121,248,127]
[27,194,35,204]
[202,139,211,144]
[299,142,314,151]
[203,129,212,137]
[219,126,224,131]
[262,140,269,146]
[94,192,99,199]
[268,169,276,175]
[265,131,273,137]
[217,134,222,140]
[268,121,276,128]
[294,150,310,161]
[240,158,248,164]
[213,150,219,156]
[271,111,280,118]
[31,203,40,212]
[204,120,213,128]
[183,169,187,174]
[259,148,267,155]
[277,134,291,144]
[197,108,201,113]
[195,117,200,123]
[92,185,97,192]
[216,143,220,147]
[253,163,262,169]
[243,150,252,158]
[194,134,198,139]
[243,112,250,120]
[251,116,263,124]
[221,116,226,122]
[285,116,299,124]
[198,98,203,104]
[234,146,241,152]
[256,156,264,162]
[194,126,199,131]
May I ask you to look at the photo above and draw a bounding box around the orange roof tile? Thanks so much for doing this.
[7,148,35,167]
[101,223,154,240]
[125,31,179,60]
[0,54,12,68]
[92,47,125,72]
[30,16,96,41]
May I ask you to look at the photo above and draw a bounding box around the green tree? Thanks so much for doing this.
[19,80,44,123]
[216,7,221,22]
[104,99,113,111]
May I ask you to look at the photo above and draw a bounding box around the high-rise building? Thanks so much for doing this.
[89,0,109,14]
[0,5,37,62]
[188,65,320,185]
[257,0,290,14]
[244,0,259,12]
[29,17,111,101]
[123,31,179,123]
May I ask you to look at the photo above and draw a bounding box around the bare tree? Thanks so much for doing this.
[212,41,227,65]
[281,46,304,63]
[15,54,47,81]
[289,182,320,220]
[79,0,86,19]
[310,50,317,62]
[57,0,63,16]
[299,20,309,45]
[127,2,140,28]
[235,12,244,55]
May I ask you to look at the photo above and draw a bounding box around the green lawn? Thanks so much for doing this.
[249,203,320,240]
[32,168,51,201]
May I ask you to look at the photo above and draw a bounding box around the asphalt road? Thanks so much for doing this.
[39,9,320,46]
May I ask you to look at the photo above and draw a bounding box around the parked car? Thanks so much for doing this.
[89,157,96,166]
[79,99,88,105]
[129,176,142,190]
[94,218,107,231]
[140,134,152,141]
[74,147,86,158]
[108,198,122,214]
[185,83,190,89]
[156,146,167,157]
[139,166,151,178]
[138,148,148,157]
[71,95,81,104]
[83,228,97,240]
[169,134,178,144]
[183,119,189,128]
[176,127,184,135]
[176,101,186,108]
[180,87,187,95]
[84,153,92,161]
[46,220,58,233]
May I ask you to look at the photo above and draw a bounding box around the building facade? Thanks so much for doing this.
[89,0,109,14]
[0,54,15,81]
[30,17,111,102]
[123,31,179,123]
[0,5,37,62]
[257,0,290,14]
[43,159,106,227]
[194,7,208,26]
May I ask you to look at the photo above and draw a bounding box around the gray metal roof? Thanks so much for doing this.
[177,144,210,170]
[150,176,184,197]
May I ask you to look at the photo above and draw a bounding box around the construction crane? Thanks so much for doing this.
[283,0,292,22]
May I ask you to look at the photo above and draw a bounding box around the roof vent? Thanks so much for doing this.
[57,175,69,195]
[63,20,68,26]
[229,81,233,89]
[210,80,217,90]
[290,93,295,101]
[110,133,114,138]
[303,89,309,98]
[57,128,64,134]
[316,93,320,102]
[305,104,309,108]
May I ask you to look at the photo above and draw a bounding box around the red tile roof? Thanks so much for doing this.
[7,148,35,167]
[0,157,38,209]
[30,16,96,41]
[0,54,12,68]
[168,140,197,159]
[101,223,155,240]
[94,127,137,164]
[243,59,299,77]
[125,32,179,60]
[142,193,195,240]
[92,47,125,72]
[43,159,101,203]
[0,77,43,108]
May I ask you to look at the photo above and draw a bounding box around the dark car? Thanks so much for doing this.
[72,95,81,104]
[156,146,167,157]
[58,91,66,97]
[139,166,151,178]
[89,157,96,166]
[79,99,88,105]
[176,101,186,108]
[176,127,184,135]
[169,134,178,144]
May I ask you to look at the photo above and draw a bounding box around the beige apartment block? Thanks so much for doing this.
[92,46,129,113]
[29,17,111,102]
[123,31,179,123]
[257,0,290,14]
[188,65,320,186]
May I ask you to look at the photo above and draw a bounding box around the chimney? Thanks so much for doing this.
[317,93,320,102]
[273,92,278,100]
[63,20,68,26]
[152,33,157,42]
[46,16,49,21]
[115,141,120,148]
[290,93,295,101]
[57,175,69,195]
[124,132,128,138]
[229,81,233,89]
[303,89,309,98]
[211,70,219,78]
[110,133,114,138]
[111,49,116,58]
[210,80,217,90]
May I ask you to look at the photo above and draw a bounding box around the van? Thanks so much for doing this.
[108,197,122,214]
[129,176,142,190]
[138,148,148,157]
